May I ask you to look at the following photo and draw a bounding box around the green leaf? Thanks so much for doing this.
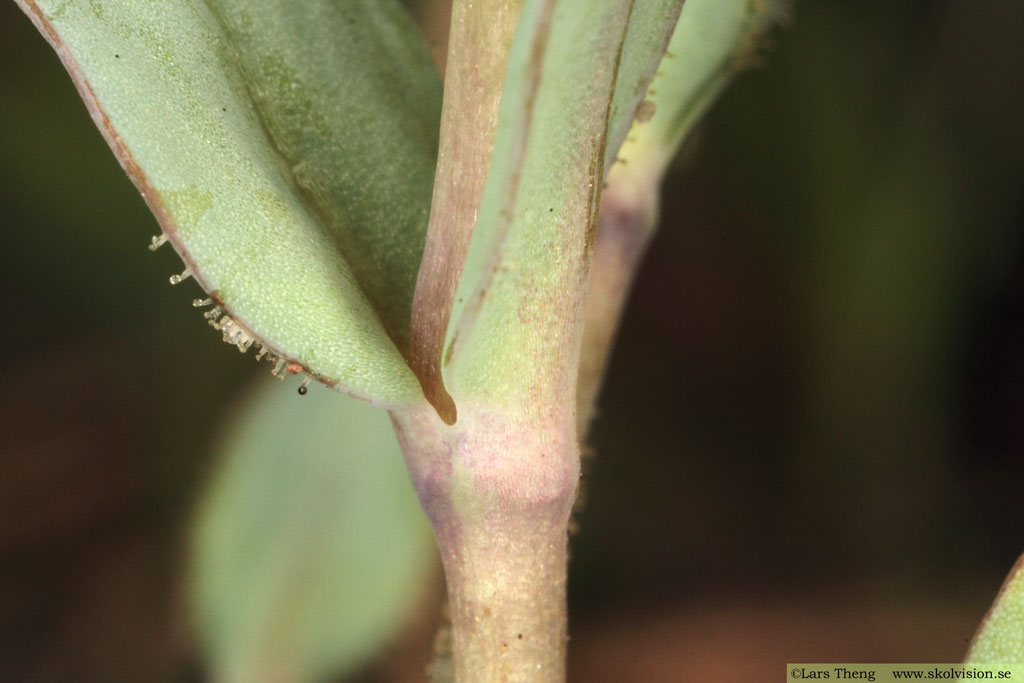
[966,554,1024,664]
[15,0,441,406]
[408,0,684,423]
[579,0,787,429]
[615,0,788,182]
[602,0,685,174]
[408,0,526,425]
[190,379,436,682]
[440,0,671,412]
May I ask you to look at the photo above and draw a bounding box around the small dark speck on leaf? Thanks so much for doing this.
[636,100,656,123]
[222,107,227,111]
[517,633,523,639]
[114,54,119,58]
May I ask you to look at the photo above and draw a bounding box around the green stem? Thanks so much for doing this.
[392,403,579,683]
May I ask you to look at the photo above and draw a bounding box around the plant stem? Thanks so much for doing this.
[392,403,579,683]
[435,505,570,683]
[577,163,660,431]
[409,0,523,422]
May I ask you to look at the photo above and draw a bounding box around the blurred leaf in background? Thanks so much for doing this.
[191,378,436,682]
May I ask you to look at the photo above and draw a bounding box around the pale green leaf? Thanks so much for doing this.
[615,0,788,182]
[580,0,787,429]
[408,0,683,422]
[602,0,685,174]
[966,555,1024,664]
[407,0,525,424]
[15,0,441,406]
[190,379,436,683]
[442,0,664,410]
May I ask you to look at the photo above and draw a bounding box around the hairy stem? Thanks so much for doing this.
[392,403,579,683]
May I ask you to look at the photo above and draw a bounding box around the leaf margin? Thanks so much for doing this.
[13,0,436,407]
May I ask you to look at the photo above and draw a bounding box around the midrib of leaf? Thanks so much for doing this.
[15,0,441,407]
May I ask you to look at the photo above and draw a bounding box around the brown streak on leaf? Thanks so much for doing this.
[408,0,529,425]
[586,0,636,253]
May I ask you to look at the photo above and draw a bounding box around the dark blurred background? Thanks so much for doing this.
[1,1,1022,681]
